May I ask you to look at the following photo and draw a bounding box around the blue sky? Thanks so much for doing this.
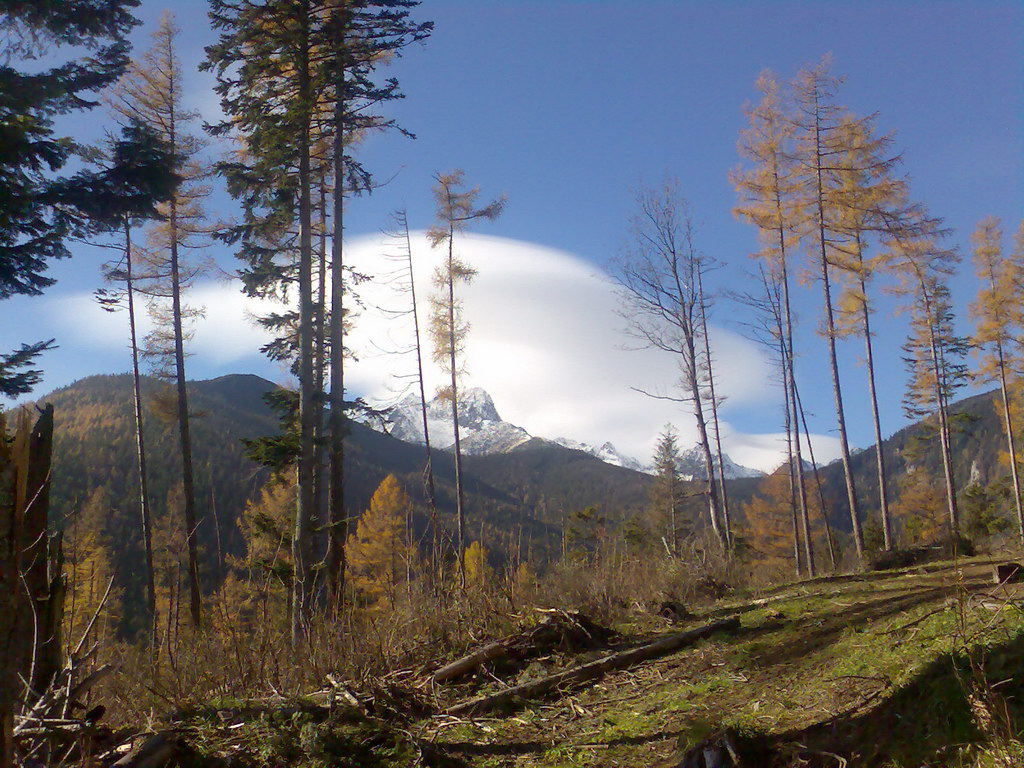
[4,0,1022,468]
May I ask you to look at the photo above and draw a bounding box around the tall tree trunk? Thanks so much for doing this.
[781,335,803,577]
[327,60,346,608]
[811,99,863,560]
[446,222,467,587]
[292,1,316,639]
[167,86,202,628]
[125,219,157,644]
[399,211,440,582]
[313,175,328,594]
[858,274,892,550]
[995,344,1024,544]
[765,145,815,575]
[696,269,731,548]
[776,220,815,576]
[924,296,959,534]
[683,332,724,548]
[794,375,837,571]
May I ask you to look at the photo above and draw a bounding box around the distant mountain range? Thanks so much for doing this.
[383,387,765,479]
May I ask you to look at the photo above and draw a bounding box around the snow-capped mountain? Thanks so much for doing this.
[677,445,764,480]
[548,437,648,472]
[385,388,532,455]
[383,387,765,479]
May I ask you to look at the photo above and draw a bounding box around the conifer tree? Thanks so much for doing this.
[830,116,905,551]
[108,12,210,628]
[0,0,140,398]
[788,59,865,559]
[741,470,808,569]
[92,122,177,643]
[205,0,321,637]
[969,216,1024,543]
[612,180,727,549]
[427,170,504,585]
[321,1,430,606]
[900,264,967,534]
[205,0,430,618]
[732,72,814,574]
[881,202,964,535]
[347,474,412,606]
[650,425,684,555]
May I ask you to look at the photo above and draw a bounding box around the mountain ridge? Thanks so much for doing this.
[383,386,765,478]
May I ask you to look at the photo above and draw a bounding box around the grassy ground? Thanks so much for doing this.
[418,557,1024,767]
[167,556,1024,767]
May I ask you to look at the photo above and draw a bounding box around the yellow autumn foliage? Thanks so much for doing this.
[462,541,491,587]
[347,474,411,606]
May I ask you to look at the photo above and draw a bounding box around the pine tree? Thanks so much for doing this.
[789,58,866,559]
[108,12,210,629]
[969,217,1024,544]
[0,1,140,397]
[205,0,431,619]
[649,425,684,555]
[427,170,504,586]
[92,122,177,644]
[732,72,814,574]
[830,116,906,551]
[346,474,412,607]
[901,269,968,535]
[611,180,727,549]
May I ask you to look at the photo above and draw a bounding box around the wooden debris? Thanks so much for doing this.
[431,610,615,685]
[433,640,510,684]
[445,617,740,716]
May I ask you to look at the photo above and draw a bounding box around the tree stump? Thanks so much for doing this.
[993,562,1024,585]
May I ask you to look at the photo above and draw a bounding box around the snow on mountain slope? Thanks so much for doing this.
[677,445,764,480]
[385,387,532,455]
[383,387,764,479]
[548,437,649,472]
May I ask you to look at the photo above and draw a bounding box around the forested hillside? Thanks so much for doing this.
[39,373,664,627]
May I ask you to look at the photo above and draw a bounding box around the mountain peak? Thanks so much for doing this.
[459,387,501,423]
[385,387,528,455]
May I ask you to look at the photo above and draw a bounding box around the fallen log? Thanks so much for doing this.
[431,610,615,685]
[432,640,509,684]
[445,616,740,716]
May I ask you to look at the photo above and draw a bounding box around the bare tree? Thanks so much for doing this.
[611,180,727,549]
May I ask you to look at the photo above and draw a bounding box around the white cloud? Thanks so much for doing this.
[49,232,842,472]
[345,232,840,472]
